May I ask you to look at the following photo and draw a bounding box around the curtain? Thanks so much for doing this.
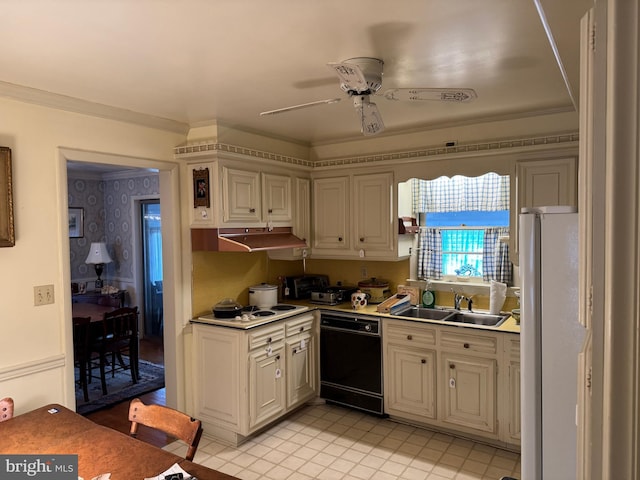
[483,227,511,284]
[417,228,442,279]
[412,173,510,213]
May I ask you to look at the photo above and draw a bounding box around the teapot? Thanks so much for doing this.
[351,290,369,310]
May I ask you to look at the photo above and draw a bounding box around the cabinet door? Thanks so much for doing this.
[511,157,578,263]
[386,344,437,420]
[262,173,292,223]
[192,325,241,429]
[188,162,216,227]
[286,333,316,408]
[294,177,311,248]
[441,352,498,436]
[312,177,350,251]
[353,172,394,256]
[249,346,285,429]
[223,167,261,223]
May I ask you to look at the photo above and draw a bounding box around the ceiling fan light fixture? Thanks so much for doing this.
[354,95,384,136]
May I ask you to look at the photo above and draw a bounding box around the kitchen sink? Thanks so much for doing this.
[393,306,508,327]
[444,311,509,326]
[393,307,456,321]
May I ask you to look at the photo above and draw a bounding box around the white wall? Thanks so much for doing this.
[0,97,185,414]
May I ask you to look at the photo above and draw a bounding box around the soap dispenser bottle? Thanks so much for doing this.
[422,280,436,308]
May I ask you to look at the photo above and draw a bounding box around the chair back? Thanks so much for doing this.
[72,316,92,357]
[101,307,138,346]
[128,398,203,461]
[0,397,14,422]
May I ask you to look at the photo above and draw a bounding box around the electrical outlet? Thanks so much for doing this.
[34,284,55,306]
[360,266,368,278]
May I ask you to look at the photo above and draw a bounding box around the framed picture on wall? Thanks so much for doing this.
[193,167,210,208]
[68,208,84,238]
[0,147,15,247]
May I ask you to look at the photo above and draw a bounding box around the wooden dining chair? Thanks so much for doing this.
[72,316,92,402]
[91,307,139,395]
[0,397,14,422]
[128,398,203,461]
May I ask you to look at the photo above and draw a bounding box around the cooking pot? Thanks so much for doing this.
[357,278,391,304]
[249,283,278,308]
[212,298,243,318]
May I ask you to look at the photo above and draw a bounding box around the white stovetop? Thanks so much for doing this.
[193,305,310,329]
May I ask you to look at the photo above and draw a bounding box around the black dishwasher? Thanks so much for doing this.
[320,311,385,415]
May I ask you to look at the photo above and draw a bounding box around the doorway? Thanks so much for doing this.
[141,200,163,339]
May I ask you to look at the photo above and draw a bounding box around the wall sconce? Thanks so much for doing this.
[85,242,112,289]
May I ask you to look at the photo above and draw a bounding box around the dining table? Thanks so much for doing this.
[0,403,239,480]
[72,302,118,322]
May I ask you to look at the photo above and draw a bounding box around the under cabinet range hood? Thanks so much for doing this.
[191,227,307,252]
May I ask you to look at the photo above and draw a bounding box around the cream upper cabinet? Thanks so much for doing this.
[186,159,303,228]
[223,167,262,223]
[353,172,394,255]
[312,172,399,259]
[312,176,350,252]
[262,173,292,223]
[511,157,578,264]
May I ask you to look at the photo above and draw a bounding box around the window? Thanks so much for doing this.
[412,174,512,284]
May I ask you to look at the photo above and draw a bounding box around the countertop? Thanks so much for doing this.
[308,302,520,333]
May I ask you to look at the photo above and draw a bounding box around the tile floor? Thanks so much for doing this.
[164,402,521,480]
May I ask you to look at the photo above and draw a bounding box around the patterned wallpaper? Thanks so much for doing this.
[68,172,160,292]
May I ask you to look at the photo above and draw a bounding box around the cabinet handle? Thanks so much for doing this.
[421,359,426,364]
[450,364,456,369]
[463,343,470,349]
[407,335,413,340]
[268,208,273,214]
[249,208,256,213]
[360,237,365,242]
[338,237,343,242]
[299,326,304,332]
[267,337,272,343]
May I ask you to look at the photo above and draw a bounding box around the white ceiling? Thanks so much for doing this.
[0,0,591,146]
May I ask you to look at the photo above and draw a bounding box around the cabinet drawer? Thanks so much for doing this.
[507,337,520,358]
[440,330,498,355]
[248,324,285,350]
[285,314,314,337]
[386,321,437,348]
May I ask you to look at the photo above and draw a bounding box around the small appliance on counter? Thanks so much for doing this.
[310,285,358,306]
[283,275,329,300]
[357,277,391,304]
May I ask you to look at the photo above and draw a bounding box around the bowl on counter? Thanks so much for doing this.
[511,308,521,324]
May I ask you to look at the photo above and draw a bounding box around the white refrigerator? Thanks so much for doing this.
[519,206,585,480]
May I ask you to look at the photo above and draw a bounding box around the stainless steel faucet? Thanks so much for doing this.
[452,290,473,311]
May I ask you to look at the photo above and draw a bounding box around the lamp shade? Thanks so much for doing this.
[85,242,112,264]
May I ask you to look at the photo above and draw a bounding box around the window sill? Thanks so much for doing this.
[405,278,519,297]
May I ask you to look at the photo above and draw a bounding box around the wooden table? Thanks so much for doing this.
[0,404,239,480]
[72,302,117,322]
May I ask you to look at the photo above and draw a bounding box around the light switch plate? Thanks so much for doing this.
[34,284,55,306]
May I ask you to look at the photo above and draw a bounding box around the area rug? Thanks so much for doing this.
[75,358,165,415]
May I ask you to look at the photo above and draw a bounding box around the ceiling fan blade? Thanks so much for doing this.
[353,95,385,136]
[383,88,477,102]
[327,62,369,93]
[259,98,341,116]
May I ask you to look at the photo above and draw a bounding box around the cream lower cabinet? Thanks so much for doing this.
[384,321,437,422]
[383,319,519,449]
[191,312,317,446]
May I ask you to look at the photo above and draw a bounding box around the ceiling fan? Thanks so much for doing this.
[259,57,477,137]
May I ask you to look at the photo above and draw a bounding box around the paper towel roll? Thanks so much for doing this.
[490,280,507,314]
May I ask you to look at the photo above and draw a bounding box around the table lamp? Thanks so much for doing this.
[85,242,112,289]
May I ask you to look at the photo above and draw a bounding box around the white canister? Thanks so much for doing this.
[249,283,278,308]
[351,290,369,310]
